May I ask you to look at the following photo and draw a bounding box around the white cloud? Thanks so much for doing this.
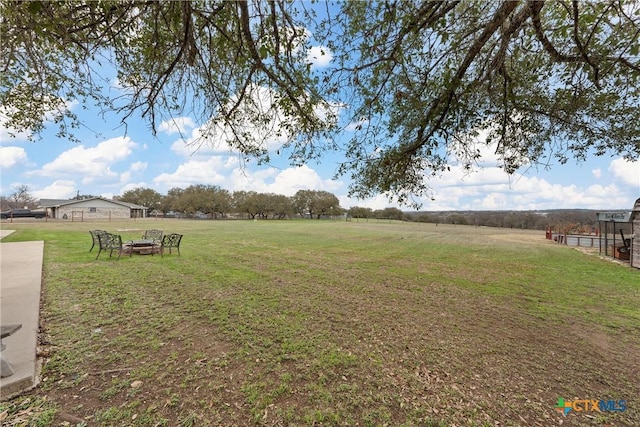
[307,45,333,67]
[129,161,147,172]
[120,182,151,194]
[0,98,79,143]
[197,85,291,154]
[400,136,637,210]
[152,157,344,200]
[169,84,338,160]
[0,109,32,142]
[38,137,137,184]
[158,117,196,135]
[438,165,516,188]
[474,192,509,210]
[119,171,132,183]
[43,99,79,123]
[153,157,231,189]
[32,180,77,200]
[345,118,368,132]
[228,164,342,196]
[608,158,640,187]
[338,193,403,210]
[0,146,28,169]
[170,126,234,156]
[417,170,632,211]
[272,166,338,195]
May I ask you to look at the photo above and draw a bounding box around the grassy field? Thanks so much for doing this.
[0,218,638,426]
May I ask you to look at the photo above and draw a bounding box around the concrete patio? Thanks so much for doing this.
[0,229,43,400]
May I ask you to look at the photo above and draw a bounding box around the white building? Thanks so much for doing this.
[39,197,147,220]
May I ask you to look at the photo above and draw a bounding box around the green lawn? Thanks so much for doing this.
[1,219,639,426]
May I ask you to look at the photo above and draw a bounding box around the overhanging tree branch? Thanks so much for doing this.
[2,0,639,206]
[399,0,521,159]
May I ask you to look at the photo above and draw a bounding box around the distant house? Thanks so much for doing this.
[39,197,147,220]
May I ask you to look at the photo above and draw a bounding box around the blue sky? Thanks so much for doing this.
[1,42,638,212]
[2,103,637,212]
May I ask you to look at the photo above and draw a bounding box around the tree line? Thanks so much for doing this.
[118,185,416,221]
[118,185,604,231]
[0,184,609,231]
[118,186,343,220]
[406,210,603,232]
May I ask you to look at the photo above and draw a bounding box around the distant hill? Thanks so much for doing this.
[403,209,631,231]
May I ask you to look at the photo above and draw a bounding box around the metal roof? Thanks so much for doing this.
[38,197,147,210]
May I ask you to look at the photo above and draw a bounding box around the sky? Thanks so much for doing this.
[2,104,637,212]
[1,33,639,213]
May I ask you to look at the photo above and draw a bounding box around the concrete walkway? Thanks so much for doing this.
[0,230,43,400]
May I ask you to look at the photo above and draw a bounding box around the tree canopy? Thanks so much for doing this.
[2,0,639,206]
[119,187,164,211]
[0,184,37,209]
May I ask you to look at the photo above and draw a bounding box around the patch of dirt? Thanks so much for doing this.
[487,232,553,246]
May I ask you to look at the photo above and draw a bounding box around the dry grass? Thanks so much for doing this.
[1,219,638,426]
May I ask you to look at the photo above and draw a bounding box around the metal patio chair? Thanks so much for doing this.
[89,229,107,252]
[142,229,164,242]
[161,233,183,256]
[96,232,125,260]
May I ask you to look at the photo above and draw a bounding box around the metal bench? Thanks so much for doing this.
[1,323,22,377]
